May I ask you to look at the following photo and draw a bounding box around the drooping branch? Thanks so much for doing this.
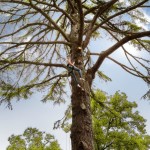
[28,0,69,41]
[0,60,66,69]
[24,73,68,89]
[93,0,148,33]
[0,41,71,46]
[107,56,150,83]
[107,29,150,73]
[89,53,150,82]
[124,50,150,70]
[1,0,69,41]
[0,23,52,39]
[90,31,150,78]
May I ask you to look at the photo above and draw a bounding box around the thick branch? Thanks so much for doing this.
[75,0,84,46]
[91,0,118,27]
[88,54,150,84]
[139,5,150,7]
[106,30,149,72]
[83,0,118,48]
[33,0,74,23]
[90,31,150,77]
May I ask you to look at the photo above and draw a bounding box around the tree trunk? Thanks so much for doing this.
[71,41,94,150]
[69,7,94,149]
[71,81,94,150]
[70,44,94,150]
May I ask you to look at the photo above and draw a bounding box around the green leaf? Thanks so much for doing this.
[97,71,112,82]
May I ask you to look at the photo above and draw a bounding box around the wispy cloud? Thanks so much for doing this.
[135,12,150,30]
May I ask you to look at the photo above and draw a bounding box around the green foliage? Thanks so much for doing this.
[0,82,33,102]
[45,141,61,150]
[7,135,26,150]
[121,21,142,32]
[91,31,100,40]
[7,128,61,150]
[42,78,67,104]
[53,105,72,132]
[91,90,150,150]
[132,39,150,52]
[97,71,112,82]
[23,0,29,2]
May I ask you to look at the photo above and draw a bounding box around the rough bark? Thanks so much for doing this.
[70,40,94,150]
[71,80,94,150]
[69,9,94,149]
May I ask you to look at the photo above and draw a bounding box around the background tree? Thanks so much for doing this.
[7,127,61,150]
[91,90,150,150]
[0,0,150,150]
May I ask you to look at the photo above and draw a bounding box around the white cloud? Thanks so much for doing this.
[119,0,124,3]
[134,9,150,31]
[108,42,141,66]
[123,43,140,56]
[23,35,32,42]
[143,11,150,22]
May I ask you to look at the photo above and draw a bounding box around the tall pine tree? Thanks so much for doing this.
[0,0,150,149]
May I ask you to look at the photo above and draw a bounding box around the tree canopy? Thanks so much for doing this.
[92,90,150,150]
[7,127,61,150]
[0,0,149,107]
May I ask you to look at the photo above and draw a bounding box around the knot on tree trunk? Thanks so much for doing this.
[78,141,89,150]
[80,102,86,110]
